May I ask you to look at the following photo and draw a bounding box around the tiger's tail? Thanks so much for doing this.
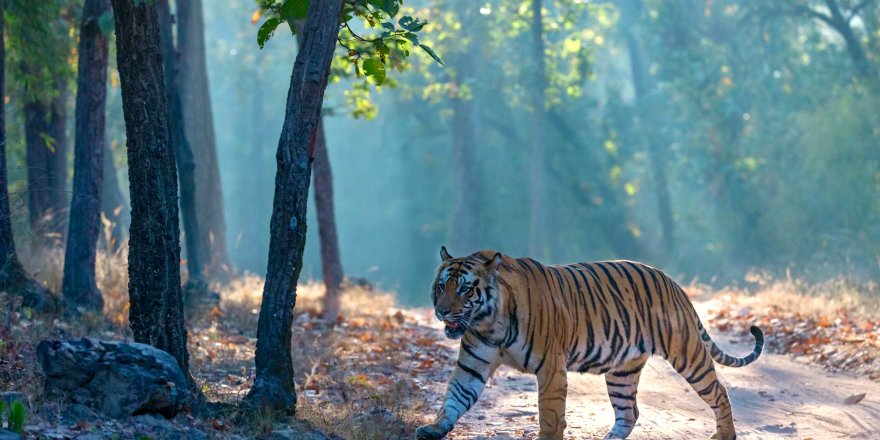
[696,319,764,367]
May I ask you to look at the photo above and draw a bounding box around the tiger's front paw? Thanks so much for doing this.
[415,423,449,440]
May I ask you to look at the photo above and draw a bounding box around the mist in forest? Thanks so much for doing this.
[84,0,880,305]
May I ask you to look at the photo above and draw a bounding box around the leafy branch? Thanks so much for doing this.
[254,0,442,86]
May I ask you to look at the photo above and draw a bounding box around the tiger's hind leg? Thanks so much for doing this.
[671,346,737,440]
[603,356,648,439]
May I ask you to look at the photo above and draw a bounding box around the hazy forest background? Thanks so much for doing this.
[2,0,880,438]
[4,0,878,302]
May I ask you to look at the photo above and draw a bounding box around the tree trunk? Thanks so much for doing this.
[101,144,129,248]
[177,0,229,280]
[619,0,676,255]
[527,0,547,257]
[109,0,194,392]
[294,30,344,319]
[24,93,69,240]
[62,0,111,313]
[311,120,344,319]
[156,0,205,291]
[450,7,481,253]
[48,86,70,223]
[0,2,50,309]
[246,0,343,412]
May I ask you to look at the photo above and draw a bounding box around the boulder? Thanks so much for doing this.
[37,339,188,419]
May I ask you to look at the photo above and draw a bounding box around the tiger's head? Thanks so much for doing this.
[431,246,504,339]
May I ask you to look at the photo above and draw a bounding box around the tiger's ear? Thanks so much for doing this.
[440,246,453,262]
[485,253,503,277]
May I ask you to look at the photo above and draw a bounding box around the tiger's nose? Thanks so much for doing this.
[435,308,451,320]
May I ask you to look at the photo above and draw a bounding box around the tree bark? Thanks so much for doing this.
[311,120,344,319]
[62,0,111,313]
[109,0,193,391]
[24,92,69,240]
[177,0,229,280]
[101,144,129,248]
[294,29,344,319]
[450,7,481,253]
[246,0,344,412]
[156,0,205,289]
[527,0,547,257]
[0,2,50,309]
[619,0,676,255]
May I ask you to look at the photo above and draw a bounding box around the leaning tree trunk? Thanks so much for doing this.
[294,30,344,320]
[110,0,194,392]
[177,0,229,280]
[0,2,49,309]
[62,0,111,314]
[311,120,344,319]
[156,0,205,291]
[246,0,344,412]
[527,0,547,257]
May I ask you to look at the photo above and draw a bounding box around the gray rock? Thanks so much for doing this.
[0,430,21,440]
[61,403,100,424]
[268,429,326,440]
[37,338,188,419]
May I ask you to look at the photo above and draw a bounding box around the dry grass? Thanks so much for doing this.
[186,273,433,439]
[6,228,880,438]
[688,270,880,319]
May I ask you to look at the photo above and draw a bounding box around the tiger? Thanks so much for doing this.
[415,247,763,440]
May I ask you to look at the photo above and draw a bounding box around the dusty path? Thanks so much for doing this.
[414,311,880,439]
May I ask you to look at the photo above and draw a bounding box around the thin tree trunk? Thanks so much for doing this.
[62,0,110,313]
[619,0,676,255]
[101,144,128,248]
[246,0,343,412]
[311,120,344,319]
[24,100,52,230]
[177,0,229,280]
[110,0,194,392]
[294,30,344,319]
[0,2,49,309]
[157,0,204,290]
[527,0,547,257]
[24,79,69,239]
[48,85,69,223]
[450,7,481,253]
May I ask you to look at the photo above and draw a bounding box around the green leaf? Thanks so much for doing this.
[419,43,443,65]
[362,58,386,86]
[281,0,309,22]
[398,16,426,32]
[371,0,399,16]
[257,17,283,49]
[97,10,114,36]
[9,400,25,435]
[381,22,395,31]
[402,32,419,45]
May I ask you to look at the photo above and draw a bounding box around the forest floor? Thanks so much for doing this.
[2,268,880,439]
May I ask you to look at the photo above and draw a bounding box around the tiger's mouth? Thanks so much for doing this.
[443,320,465,339]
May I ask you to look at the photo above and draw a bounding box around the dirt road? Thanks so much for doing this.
[416,314,880,439]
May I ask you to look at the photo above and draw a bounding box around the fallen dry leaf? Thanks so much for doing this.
[843,392,866,405]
